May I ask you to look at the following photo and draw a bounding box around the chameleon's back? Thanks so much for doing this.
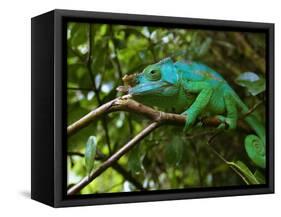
[132,60,227,113]
[175,61,224,81]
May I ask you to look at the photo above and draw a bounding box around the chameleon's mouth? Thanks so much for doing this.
[128,81,172,95]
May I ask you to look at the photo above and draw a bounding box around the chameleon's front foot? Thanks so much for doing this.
[215,115,237,130]
[182,110,197,132]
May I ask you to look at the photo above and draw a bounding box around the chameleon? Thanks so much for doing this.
[117,58,265,168]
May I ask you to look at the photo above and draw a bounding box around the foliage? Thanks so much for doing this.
[67,22,266,194]
[85,136,97,177]
[235,72,265,96]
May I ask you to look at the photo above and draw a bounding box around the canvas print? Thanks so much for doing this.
[66,21,266,195]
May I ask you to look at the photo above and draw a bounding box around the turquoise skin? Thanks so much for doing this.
[128,58,265,168]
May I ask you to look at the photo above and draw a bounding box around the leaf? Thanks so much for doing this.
[228,161,259,184]
[254,170,266,184]
[71,23,88,48]
[128,145,143,174]
[85,136,97,176]
[198,37,212,56]
[235,72,265,96]
[165,136,184,166]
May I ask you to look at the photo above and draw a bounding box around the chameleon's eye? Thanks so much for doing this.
[145,69,161,81]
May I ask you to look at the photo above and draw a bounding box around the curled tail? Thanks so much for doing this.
[244,115,266,168]
[232,91,266,169]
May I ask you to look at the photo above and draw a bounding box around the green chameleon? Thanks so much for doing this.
[121,58,265,168]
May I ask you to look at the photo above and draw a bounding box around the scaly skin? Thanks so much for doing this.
[126,58,265,168]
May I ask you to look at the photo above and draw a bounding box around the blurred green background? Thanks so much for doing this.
[66,22,266,194]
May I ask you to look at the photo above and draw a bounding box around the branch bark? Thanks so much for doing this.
[67,122,159,195]
[67,95,252,195]
[67,151,145,191]
[68,95,251,137]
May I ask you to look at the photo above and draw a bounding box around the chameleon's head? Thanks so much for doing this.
[128,58,178,96]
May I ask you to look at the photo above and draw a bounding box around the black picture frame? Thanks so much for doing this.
[31,9,274,207]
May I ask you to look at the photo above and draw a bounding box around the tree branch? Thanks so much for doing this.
[67,122,159,195]
[112,163,145,191]
[68,95,251,137]
[67,151,145,191]
[67,95,253,195]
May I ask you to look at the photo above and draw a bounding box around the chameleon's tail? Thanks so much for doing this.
[244,114,266,168]
[232,91,266,168]
[231,92,265,141]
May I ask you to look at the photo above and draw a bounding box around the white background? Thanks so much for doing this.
[0,0,279,215]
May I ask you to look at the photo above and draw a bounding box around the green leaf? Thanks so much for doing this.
[235,72,265,96]
[228,161,259,184]
[70,23,89,53]
[128,145,143,174]
[254,170,266,184]
[198,37,212,56]
[165,136,184,166]
[85,136,97,176]
[124,28,145,40]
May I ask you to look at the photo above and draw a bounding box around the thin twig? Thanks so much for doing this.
[86,24,112,154]
[67,122,160,195]
[67,151,145,190]
[68,151,85,158]
[67,98,116,136]
[109,25,134,138]
[112,163,145,191]
[206,132,250,183]
[67,87,94,91]
[242,101,263,118]
[109,25,123,80]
